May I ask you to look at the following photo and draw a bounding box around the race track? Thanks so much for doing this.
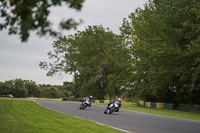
[34,100,200,133]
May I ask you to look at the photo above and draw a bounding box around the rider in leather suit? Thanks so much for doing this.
[107,98,122,112]
[80,95,93,108]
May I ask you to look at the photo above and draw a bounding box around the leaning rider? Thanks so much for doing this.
[107,98,122,112]
[81,96,93,107]
[115,98,122,109]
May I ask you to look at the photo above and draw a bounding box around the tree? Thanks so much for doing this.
[0,80,17,96]
[0,82,9,95]
[40,25,131,99]
[61,81,74,97]
[9,79,28,97]
[41,86,65,98]
[120,0,200,103]
[0,0,84,42]
[63,81,74,91]
[24,80,41,97]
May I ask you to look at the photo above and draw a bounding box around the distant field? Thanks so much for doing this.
[95,102,200,122]
[0,98,125,133]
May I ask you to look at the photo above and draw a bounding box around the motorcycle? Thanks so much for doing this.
[79,100,89,110]
[104,102,119,114]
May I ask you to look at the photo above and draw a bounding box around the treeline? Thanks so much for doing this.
[38,0,199,104]
[120,0,200,104]
[0,79,73,98]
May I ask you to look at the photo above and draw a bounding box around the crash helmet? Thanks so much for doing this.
[89,95,93,99]
[118,98,122,102]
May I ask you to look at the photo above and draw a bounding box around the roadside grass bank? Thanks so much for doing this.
[95,102,200,122]
[0,97,125,133]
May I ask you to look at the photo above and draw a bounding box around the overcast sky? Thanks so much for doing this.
[0,0,147,85]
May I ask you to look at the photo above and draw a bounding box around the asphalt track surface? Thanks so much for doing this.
[35,100,200,133]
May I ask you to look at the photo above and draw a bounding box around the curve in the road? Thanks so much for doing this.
[34,100,200,133]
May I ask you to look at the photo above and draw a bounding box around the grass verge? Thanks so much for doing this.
[0,97,125,133]
[95,102,200,122]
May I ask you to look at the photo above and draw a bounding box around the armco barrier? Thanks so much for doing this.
[104,100,110,104]
[164,103,174,110]
[99,100,104,103]
[94,100,113,104]
[95,100,99,104]
[61,98,79,101]
[179,104,200,112]
[150,102,156,108]
[138,100,145,106]
[145,102,151,108]
[138,101,200,112]
[156,103,164,109]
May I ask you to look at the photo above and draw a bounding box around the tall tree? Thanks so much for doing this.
[63,81,74,91]
[0,0,84,42]
[40,25,131,99]
[0,82,9,95]
[24,80,41,97]
[9,79,28,97]
[120,0,200,103]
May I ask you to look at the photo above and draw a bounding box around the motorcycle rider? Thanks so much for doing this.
[80,96,93,109]
[114,98,122,112]
[105,98,122,113]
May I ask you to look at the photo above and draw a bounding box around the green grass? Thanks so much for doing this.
[95,102,200,121]
[0,98,125,133]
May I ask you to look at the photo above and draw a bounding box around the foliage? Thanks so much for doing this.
[0,79,28,97]
[24,80,42,97]
[0,0,84,42]
[13,79,28,97]
[41,86,64,98]
[40,26,131,99]
[63,81,74,91]
[120,0,200,104]
[0,79,67,98]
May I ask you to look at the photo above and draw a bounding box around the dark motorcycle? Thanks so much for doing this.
[79,101,89,110]
[104,102,119,114]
